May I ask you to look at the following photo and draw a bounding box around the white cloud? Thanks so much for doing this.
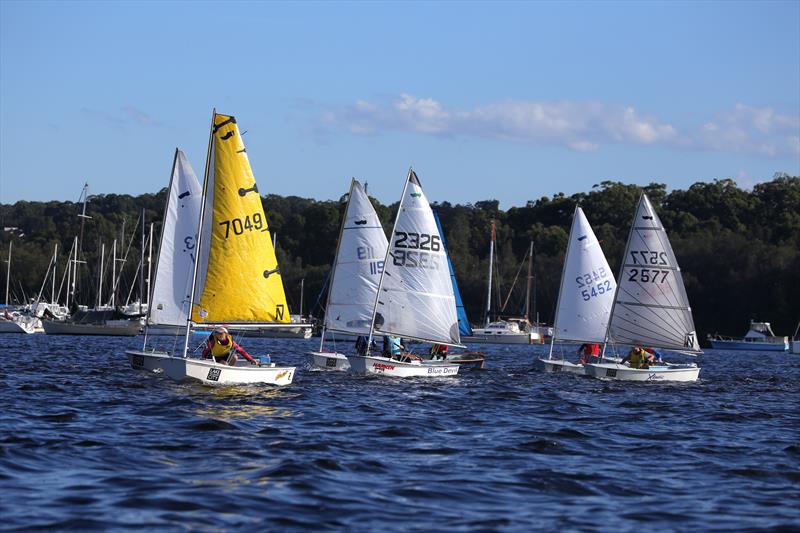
[321,94,799,158]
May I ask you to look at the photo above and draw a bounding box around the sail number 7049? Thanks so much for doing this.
[218,213,266,238]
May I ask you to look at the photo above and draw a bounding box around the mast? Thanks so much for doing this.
[183,109,216,358]
[525,241,533,323]
[97,242,105,307]
[299,278,305,318]
[366,169,413,353]
[75,183,92,301]
[110,240,117,307]
[51,243,58,304]
[146,222,153,311]
[4,241,10,306]
[318,178,355,351]
[484,221,495,327]
[139,208,145,315]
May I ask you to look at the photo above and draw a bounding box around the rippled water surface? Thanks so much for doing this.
[1,335,798,531]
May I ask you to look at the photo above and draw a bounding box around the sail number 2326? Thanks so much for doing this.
[218,213,266,238]
[392,231,441,270]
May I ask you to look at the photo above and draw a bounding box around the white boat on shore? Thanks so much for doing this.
[584,193,701,382]
[127,111,295,386]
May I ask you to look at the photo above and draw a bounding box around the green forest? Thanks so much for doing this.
[1,174,798,343]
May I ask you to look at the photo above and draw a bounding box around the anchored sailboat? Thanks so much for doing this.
[308,178,388,370]
[126,111,295,386]
[584,194,701,382]
[538,206,616,374]
[346,169,460,377]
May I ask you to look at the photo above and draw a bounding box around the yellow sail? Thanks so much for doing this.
[192,113,290,323]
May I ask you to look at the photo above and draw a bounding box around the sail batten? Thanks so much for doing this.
[607,194,700,352]
[191,112,289,324]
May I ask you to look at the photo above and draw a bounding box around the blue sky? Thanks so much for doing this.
[1,1,798,207]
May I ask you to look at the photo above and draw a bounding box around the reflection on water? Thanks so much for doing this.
[0,336,798,531]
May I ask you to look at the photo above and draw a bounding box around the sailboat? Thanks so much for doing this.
[125,111,295,386]
[538,206,616,374]
[308,178,388,370]
[464,224,543,344]
[0,242,39,334]
[345,169,460,377]
[144,149,203,337]
[584,194,701,382]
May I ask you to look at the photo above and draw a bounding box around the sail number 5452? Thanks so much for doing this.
[219,213,265,238]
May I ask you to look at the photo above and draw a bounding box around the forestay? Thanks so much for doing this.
[191,113,290,324]
[148,149,203,327]
[552,207,615,343]
[608,194,700,351]
[373,170,460,346]
[325,179,388,335]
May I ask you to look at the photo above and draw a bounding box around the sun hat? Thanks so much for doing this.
[213,325,228,335]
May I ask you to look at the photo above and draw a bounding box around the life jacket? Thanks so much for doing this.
[210,335,234,359]
[630,348,645,369]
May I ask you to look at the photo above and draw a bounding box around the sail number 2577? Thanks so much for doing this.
[218,213,266,238]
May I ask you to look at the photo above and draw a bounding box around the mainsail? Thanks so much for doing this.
[372,169,460,346]
[552,207,616,343]
[433,209,473,337]
[148,149,202,327]
[325,179,388,335]
[607,194,700,351]
[191,113,289,324]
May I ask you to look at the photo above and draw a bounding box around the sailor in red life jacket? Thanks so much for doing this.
[201,326,260,366]
[577,343,601,364]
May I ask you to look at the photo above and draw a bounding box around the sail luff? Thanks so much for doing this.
[319,178,355,349]
[183,109,217,359]
[366,170,412,352]
[548,206,578,358]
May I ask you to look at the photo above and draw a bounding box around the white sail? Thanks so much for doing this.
[373,169,460,345]
[148,149,202,326]
[552,207,616,343]
[608,194,700,352]
[325,179,388,335]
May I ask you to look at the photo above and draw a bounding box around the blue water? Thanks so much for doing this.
[1,335,798,531]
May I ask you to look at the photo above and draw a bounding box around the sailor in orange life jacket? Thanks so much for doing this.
[201,326,260,366]
[577,343,600,364]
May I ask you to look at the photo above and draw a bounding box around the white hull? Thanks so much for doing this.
[584,362,700,382]
[43,319,141,336]
[791,341,800,354]
[308,351,351,371]
[126,349,295,386]
[463,333,540,345]
[0,319,38,334]
[537,358,586,374]
[346,354,459,378]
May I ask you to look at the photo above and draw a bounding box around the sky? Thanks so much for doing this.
[1,0,798,207]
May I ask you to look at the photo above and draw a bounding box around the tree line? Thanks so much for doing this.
[1,174,798,343]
